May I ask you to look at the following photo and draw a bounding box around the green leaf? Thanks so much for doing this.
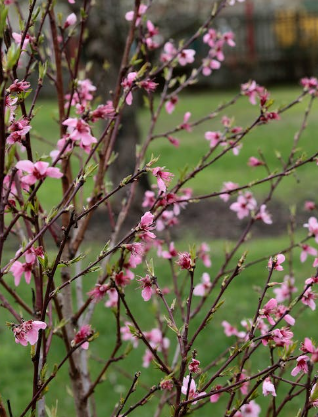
[5,43,21,70]
[0,5,8,38]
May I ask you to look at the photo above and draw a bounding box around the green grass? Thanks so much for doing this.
[29,86,318,211]
[1,87,318,416]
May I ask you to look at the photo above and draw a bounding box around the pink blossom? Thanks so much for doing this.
[160,42,177,63]
[160,379,174,391]
[300,244,317,263]
[222,32,236,47]
[65,79,96,109]
[91,101,115,121]
[255,204,272,225]
[115,271,132,287]
[24,246,44,264]
[268,254,285,271]
[139,79,158,93]
[156,210,178,231]
[72,325,93,350]
[259,298,277,325]
[13,320,46,346]
[167,135,180,147]
[64,13,77,29]
[8,79,31,93]
[145,328,170,351]
[260,111,280,123]
[138,275,153,301]
[121,72,138,105]
[180,112,192,132]
[198,242,211,267]
[105,288,118,308]
[161,242,178,259]
[304,201,316,211]
[125,242,145,257]
[88,284,110,302]
[304,217,318,243]
[301,287,317,310]
[239,401,261,417]
[220,181,239,202]
[125,4,147,26]
[202,58,221,76]
[12,32,33,50]
[120,321,139,348]
[301,77,318,95]
[145,20,159,38]
[273,275,297,302]
[138,212,156,240]
[176,252,193,270]
[262,378,276,396]
[189,359,200,373]
[301,338,318,363]
[181,376,206,404]
[210,39,225,61]
[16,160,63,185]
[152,167,174,193]
[248,156,264,167]
[142,190,156,208]
[203,29,217,47]
[222,321,246,338]
[230,192,257,220]
[10,261,33,286]
[142,349,153,367]
[291,355,310,376]
[305,276,318,285]
[165,96,178,114]
[63,118,97,148]
[272,327,293,347]
[205,131,222,147]
[7,118,32,144]
[210,385,223,403]
[241,80,265,105]
[193,273,211,296]
[275,304,295,326]
[239,371,249,395]
[178,49,195,66]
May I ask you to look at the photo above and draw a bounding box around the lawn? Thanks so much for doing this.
[1,86,318,416]
[29,86,318,211]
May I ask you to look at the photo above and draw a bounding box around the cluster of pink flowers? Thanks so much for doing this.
[144,20,160,50]
[121,71,158,105]
[7,118,31,145]
[65,78,96,110]
[301,77,318,95]
[202,29,236,77]
[160,42,195,67]
[241,80,266,105]
[10,246,44,286]
[142,187,192,232]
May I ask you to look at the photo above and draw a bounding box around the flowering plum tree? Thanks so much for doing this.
[0,1,318,417]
